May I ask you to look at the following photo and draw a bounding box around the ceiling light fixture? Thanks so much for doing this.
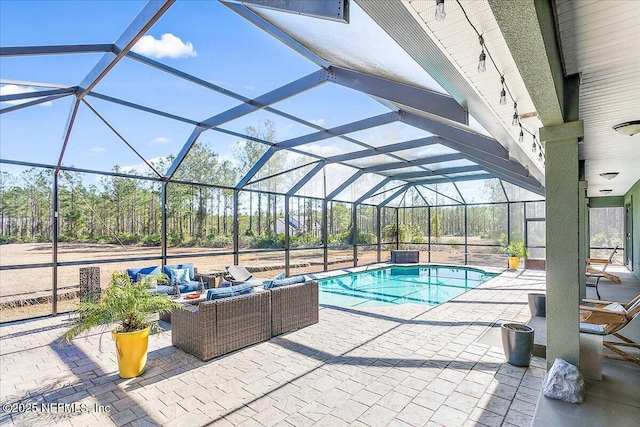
[599,172,619,180]
[518,125,524,143]
[435,0,446,21]
[477,35,486,73]
[454,0,547,163]
[599,189,613,194]
[613,120,640,136]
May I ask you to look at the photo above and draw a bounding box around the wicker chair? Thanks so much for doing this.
[270,280,319,336]
[171,290,271,361]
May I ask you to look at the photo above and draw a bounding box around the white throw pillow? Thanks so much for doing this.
[602,302,625,314]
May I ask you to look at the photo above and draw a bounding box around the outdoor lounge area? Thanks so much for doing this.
[1,267,638,426]
[2,0,640,426]
[1,269,548,426]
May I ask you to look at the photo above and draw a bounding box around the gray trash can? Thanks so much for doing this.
[501,323,534,367]
[528,293,546,317]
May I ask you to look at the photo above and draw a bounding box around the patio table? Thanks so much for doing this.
[160,292,207,323]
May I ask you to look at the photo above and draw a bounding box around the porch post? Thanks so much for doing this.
[322,199,328,271]
[376,206,381,263]
[540,120,584,368]
[285,196,290,276]
[161,181,167,266]
[352,203,358,267]
[52,171,59,315]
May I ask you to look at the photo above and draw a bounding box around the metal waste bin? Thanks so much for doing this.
[501,323,534,367]
[528,293,546,317]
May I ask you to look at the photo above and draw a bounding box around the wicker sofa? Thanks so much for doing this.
[126,262,215,294]
[171,280,319,361]
[171,289,271,361]
[270,280,319,336]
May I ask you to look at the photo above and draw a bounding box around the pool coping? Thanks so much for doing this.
[304,262,506,281]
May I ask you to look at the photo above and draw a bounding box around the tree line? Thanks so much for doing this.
[1,120,548,250]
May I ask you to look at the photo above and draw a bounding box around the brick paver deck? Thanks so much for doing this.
[1,270,546,426]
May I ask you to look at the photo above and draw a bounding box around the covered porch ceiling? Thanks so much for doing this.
[232,0,639,199]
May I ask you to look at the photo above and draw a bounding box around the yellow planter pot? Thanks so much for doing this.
[508,256,520,270]
[112,326,151,378]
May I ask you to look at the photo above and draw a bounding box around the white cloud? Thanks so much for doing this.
[132,33,197,59]
[309,118,325,127]
[121,157,170,175]
[89,146,106,153]
[0,84,53,107]
[150,136,170,145]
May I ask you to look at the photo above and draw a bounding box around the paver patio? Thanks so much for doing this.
[0,270,546,427]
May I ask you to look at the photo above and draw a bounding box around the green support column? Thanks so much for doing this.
[540,121,584,368]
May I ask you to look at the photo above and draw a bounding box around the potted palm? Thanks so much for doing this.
[504,241,530,270]
[65,271,181,378]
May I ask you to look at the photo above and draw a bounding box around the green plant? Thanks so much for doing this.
[290,232,322,247]
[142,234,161,246]
[358,231,377,245]
[206,235,233,248]
[494,232,508,246]
[115,232,141,245]
[238,234,257,249]
[0,235,18,244]
[503,241,530,258]
[256,233,285,249]
[65,271,180,344]
[35,233,50,243]
[168,231,184,246]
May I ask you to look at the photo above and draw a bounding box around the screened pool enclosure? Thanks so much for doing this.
[0,0,548,322]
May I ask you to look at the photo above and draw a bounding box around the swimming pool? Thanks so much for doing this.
[319,266,497,307]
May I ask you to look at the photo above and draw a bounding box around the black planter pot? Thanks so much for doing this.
[501,323,534,367]
[528,293,546,317]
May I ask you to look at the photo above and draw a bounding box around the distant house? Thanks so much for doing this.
[275,216,321,237]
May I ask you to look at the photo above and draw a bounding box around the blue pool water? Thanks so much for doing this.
[319,266,496,307]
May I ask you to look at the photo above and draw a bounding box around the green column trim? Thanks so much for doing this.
[589,196,625,208]
[539,121,584,142]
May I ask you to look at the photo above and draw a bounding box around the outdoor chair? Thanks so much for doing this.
[225,265,269,287]
[579,294,640,366]
[585,245,621,299]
